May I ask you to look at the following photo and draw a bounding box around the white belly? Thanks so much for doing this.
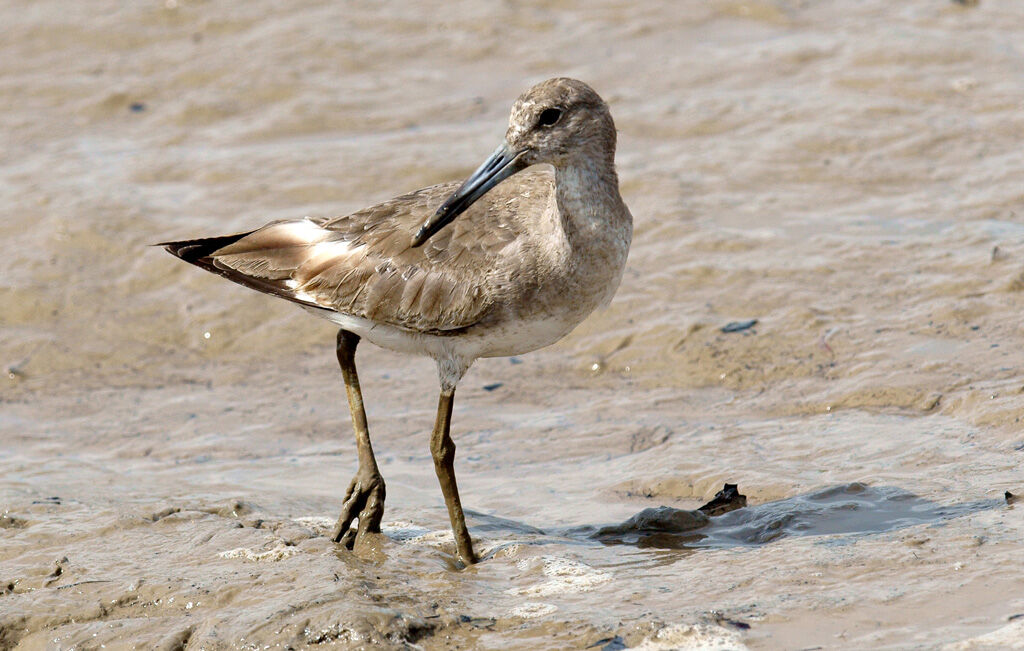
[304,304,579,361]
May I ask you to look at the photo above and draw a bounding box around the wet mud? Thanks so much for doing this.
[3,0,1024,649]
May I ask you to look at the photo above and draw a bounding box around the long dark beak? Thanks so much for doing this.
[411,142,526,247]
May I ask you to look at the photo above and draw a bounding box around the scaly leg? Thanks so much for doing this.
[330,330,386,548]
[430,388,477,565]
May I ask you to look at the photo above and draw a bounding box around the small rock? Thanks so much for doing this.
[721,319,757,333]
[588,636,626,651]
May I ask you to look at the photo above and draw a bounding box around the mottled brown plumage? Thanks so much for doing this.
[162,78,632,566]
[198,170,550,333]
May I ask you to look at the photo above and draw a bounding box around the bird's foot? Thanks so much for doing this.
[331,468,386,549]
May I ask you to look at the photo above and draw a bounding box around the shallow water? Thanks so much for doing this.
[588,483,1000,550]
[2,0,1024,649]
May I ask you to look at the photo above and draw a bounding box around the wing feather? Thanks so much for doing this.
[163,169,554,333]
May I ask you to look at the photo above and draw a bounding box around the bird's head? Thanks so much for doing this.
[411,78,615,247]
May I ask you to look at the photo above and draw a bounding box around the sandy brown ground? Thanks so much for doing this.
[2,1,1023,649]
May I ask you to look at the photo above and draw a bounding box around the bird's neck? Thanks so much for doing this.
[554,158,630,247]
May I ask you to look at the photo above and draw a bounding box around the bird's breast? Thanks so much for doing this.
[471,218,630,358]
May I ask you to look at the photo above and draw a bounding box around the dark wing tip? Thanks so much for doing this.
[158,230,330,312]
[159,232,252,264]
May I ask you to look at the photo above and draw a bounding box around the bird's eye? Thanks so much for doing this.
[537,108,563,127]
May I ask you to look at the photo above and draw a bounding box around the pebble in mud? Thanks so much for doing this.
[0,513,28,529]
[720,319,758,333]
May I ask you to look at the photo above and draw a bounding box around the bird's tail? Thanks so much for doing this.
[158,230,328,311]
[160,232,253,266]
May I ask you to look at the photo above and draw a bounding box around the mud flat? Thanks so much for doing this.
[2,1,1023,648]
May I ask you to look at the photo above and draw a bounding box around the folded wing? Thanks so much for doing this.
[163,172,553,333]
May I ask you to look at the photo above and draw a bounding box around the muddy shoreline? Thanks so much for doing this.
[3,0,1024,648]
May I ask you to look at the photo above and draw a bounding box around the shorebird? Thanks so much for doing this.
[163,78,632,565]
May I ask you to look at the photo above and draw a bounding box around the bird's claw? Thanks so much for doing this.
[331,469,386,549]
